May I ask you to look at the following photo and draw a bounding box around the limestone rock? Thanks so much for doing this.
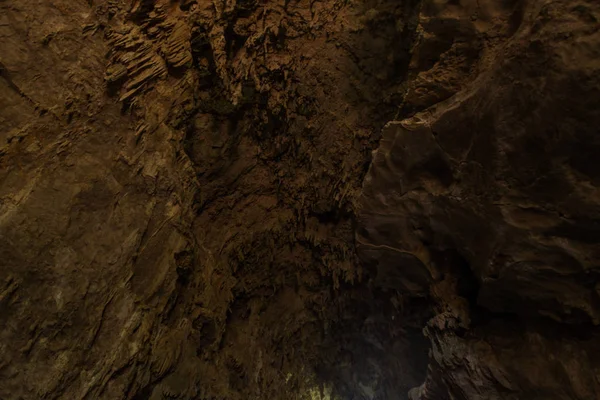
[359,0,600,398]
[2,0,599,399]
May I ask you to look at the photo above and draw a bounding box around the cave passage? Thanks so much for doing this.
[1,0,600,399]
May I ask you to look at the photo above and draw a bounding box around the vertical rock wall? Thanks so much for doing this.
[358,1,600,398]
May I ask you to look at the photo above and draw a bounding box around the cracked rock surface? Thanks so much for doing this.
[1,0,599,399]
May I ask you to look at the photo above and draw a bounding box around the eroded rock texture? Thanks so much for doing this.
[0,0,599,399]
[1,0,426,398]
[359,0,600,399]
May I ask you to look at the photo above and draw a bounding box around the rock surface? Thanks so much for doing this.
[1,0,425,398]
[358,0,600,398]
[0,0,599,399]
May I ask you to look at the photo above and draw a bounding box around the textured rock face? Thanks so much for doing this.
[1,0,426,399]
[358,0,600,398]
[1,0,599,399]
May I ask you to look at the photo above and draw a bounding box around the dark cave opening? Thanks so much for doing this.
[311,285,432,400]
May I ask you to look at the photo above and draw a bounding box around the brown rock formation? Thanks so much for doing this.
[1,0,599,399]
[359,0,600,399]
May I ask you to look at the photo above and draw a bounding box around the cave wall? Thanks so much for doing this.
[1,0,599,399]
[1,0,426,398]
[358,0,600,398]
